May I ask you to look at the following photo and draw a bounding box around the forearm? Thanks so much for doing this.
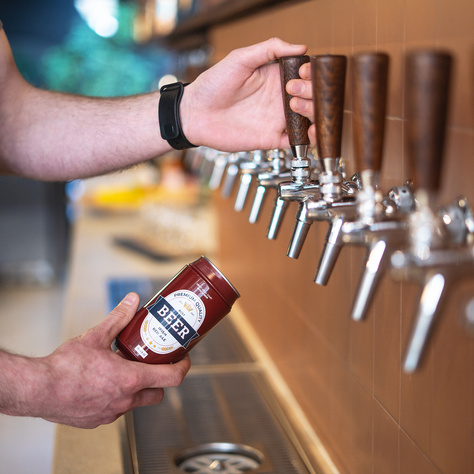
[0,86,173,181]
[0,349,48,418]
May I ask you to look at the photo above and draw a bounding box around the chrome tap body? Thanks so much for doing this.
[342,182,415,320]
[388,50,457,372]
[391,196,474,372]
[234,150,272,212]
[265,55,317,240]
[249,149,292,224]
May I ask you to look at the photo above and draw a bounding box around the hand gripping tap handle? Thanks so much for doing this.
[403,50,452,372]
[279,55,311,158]
[311,55,347,285]
[350,52,390,321]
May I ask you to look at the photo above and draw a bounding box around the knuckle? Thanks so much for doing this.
[173,365,189,385]
[122,371,142,393]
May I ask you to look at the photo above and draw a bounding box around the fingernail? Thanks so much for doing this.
[289,81,303,94]
[122,292,137,306]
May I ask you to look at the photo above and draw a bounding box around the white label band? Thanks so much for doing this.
[140,289,205,355]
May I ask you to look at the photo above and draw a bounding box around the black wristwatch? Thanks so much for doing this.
[158,82,196,150]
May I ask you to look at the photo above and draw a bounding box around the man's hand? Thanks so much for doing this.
[1,293,190,429]
[181,37,314,152]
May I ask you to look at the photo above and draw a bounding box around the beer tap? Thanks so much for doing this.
[388,50,474,372]
[340,52,416,321]
[234,150,271,212]
[266,55,320,240]
[286,55,358,285]
[220,151,248,199]
[208,150,230,191]
[248,149,291,224]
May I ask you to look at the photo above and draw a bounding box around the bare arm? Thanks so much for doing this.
[0,30,172,180]
[0,293,190,428]
[0,33,313,181]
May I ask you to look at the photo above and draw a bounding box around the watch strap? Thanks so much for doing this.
[158,82,196,150]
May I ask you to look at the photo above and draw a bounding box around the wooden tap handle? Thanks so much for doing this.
[352,52,389,172]
[406,50,452,192]
[279,55,311,147]
[311,55,347,159]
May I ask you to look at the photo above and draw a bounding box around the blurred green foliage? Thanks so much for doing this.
[42,3,172,96]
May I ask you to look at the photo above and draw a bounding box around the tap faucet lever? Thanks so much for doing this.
[285,55,350,269]
[265,56,314,240]
[302,54,354,282]
[393,50,453,372]
[339,52,392,320]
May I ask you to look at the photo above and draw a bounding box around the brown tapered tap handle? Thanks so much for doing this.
[405,50,452,192]
[352,53,389,172]
[311,55,347,159]
[279,55,311,148]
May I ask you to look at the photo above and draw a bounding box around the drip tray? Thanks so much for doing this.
[126,369,311,473]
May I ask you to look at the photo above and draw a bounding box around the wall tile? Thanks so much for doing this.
[439,39,474,130]
[439,0,474,40]
[211,0,474,472]
[430,281,474,474]
[349,249,375,392]
[439,129,474,206]
[405,0,439,44]
[353,0,377,48]
[349,378,373,474]
[379,42,405,120]
[373,402,400,473]
[380,118,405,190]
[377,0,406,45]
[332,0,354,49]
[400,432,434,474]
[374,276,402,421]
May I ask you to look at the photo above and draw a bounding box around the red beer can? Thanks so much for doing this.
[115,256,240,364]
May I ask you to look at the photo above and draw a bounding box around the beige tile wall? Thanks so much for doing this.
[209,0,474,472]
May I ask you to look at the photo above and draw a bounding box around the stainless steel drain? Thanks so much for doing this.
[175,443,264,473]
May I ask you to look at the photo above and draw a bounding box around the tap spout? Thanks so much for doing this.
[267,197,290,240]
[351,239,388,321]
[249,185,267,224]
[287,202,312,258]
[403,272,446,373]
[314,216,345,285]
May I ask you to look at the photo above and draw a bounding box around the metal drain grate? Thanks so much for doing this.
[127,370,310,473]
[175,442,264,472]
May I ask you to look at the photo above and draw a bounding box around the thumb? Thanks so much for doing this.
[230,38,307,72]
[94,292,141,347]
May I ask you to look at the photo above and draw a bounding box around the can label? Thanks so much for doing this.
[139,290,205,356]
